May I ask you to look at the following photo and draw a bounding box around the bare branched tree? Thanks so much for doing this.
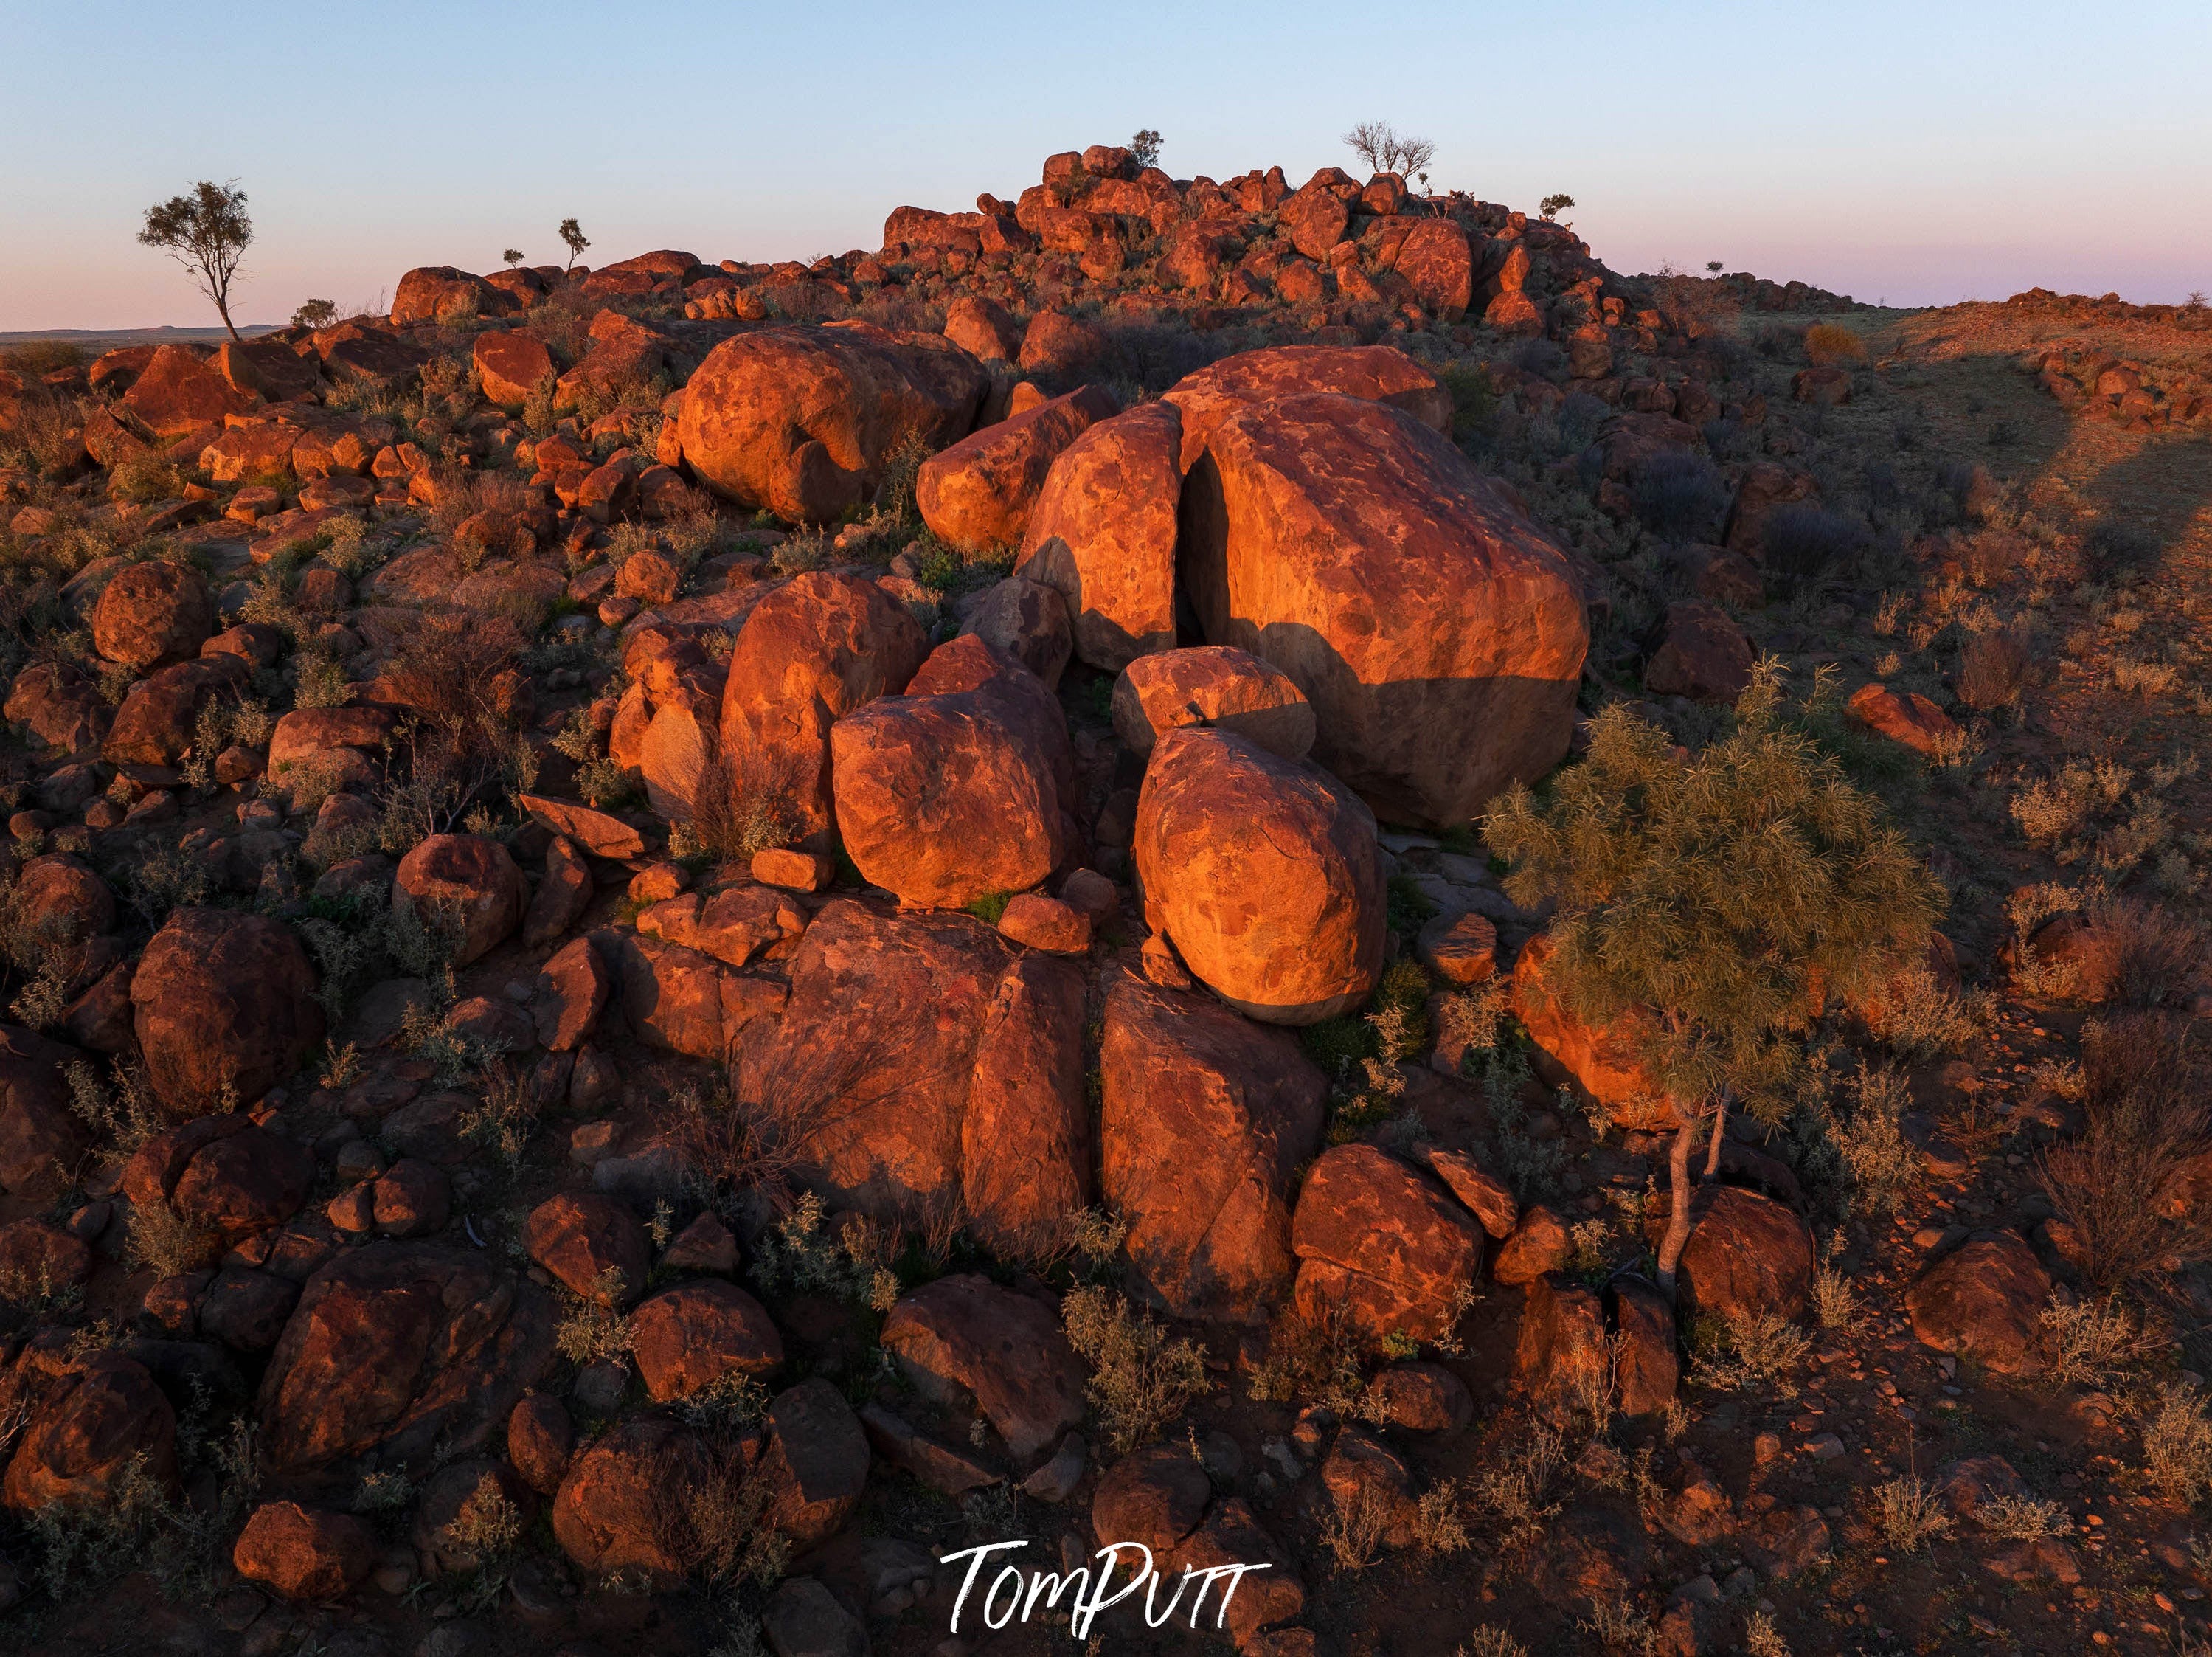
[138,180,253,341]
[1342,122,1435,182]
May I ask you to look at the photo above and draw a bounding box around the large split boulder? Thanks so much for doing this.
[1134,728,1381,1025]
[677,322,987,522]
[121,345,252,435]
[717,571,928,843]
[256,1242,555,1473]
[1177,388,1588,827]
[1016,399,1184,671]
[1099,967,1326,1321]
[916,384,1117,555]
[730,901,1088,1256]
[131,908,325,1118]
[831,636,1075,909]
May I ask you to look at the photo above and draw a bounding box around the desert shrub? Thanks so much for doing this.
[1579,1599,1663,1654]
[63,1059,164,1158]
[1438,362,1498,439]
[1320,1483,1392,1571]
[1957,626,2031,710]
[1246,1299,1370,1416]
[1743,1613,1792,1657]
[1509,337,1567,381]
[2083,519,2158,578]
[441,1470,524,1563]
[656,1081,805,1206]
[2040,1295,2149,1388]
[109,452,189,505]
[2140,1384,2212,1503]
[1761,503,1869,593]
[1471,1422,1565,1551]
[1871,1473,1955,1552]
[749,1191,900,1311]
[1631,449,1729,542]
[3,339,85,374]
[1857,961,1979,1061]
[1979,1492,2073,1540]
[555,1271,634,1366]
[2073,896,2208,1009]
[1061,1284,1210,1454]
[1802,323,1867,367]
[1830,1063,1916,1214]
[1460,1629,1529,1657]
[10,393,87,478]
[1693,1310,1809,1394]
[2037,1012,2212,1286]
[1752,324,1801,362]
[125,1200,217,1279]
[676,1438,788,1588]
[457,1060,538,1171]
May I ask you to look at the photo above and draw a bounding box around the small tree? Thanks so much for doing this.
[138,180,253,342]
[1127,128,1162,170]
[1706,261,1723,274]
[558,218,589,272]
[502,248,526,269]
[1539,193,1575,221]
[1485,664,1943,1297]
[1342,121,1435,182]
[291,298,336,330]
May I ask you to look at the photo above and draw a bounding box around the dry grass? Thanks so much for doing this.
[1804,322,1869,367]
[2140,1384,2212,1504]
[1320,1484,1392,1571]
[124,1200,218,1280]
[1061,1284,1210,1454]
[1459,1630,1530,1657]
[1871,1472,1955,1552]
[1831,1062,1918,1214]
[440,1471,524,1565]
[2039,1296,2152,1388]
[1977,1492,2074,1541]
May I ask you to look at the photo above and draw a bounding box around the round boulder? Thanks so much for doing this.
[1134,727,1382,1025]
[233,1501,375,1600]
[392,834,526,969]
[130,908,326,1118]
[91,560,214,671]
[629,1279,784,1402]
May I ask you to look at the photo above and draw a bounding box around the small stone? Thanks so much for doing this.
[752,846,833,892]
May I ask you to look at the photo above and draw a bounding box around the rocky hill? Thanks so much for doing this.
[0,144,2207,1657]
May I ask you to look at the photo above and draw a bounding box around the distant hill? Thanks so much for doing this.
[0,323,282,353]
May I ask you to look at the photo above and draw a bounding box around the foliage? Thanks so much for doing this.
[1871,1473,1955,1552]
[1484,663,1944,1126]
[291,298,336,329]
[558,216,590,270]
[2036,1012,2212,1286]
[1126,128,1162,170]
[1060,1284,1210,1454]
[1831,1062,1916,1214]
[1539,193,1575,220]
[137,179,252,339]
[555,1270,634,1366]
[2140,1385,2212,1503]
[749,1192,901,1312]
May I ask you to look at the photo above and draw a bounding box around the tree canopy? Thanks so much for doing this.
[1485,663,1944,1125]
[139,179,252,341]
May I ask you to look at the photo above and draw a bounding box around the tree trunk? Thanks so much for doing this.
[1656,1115,1697,1300]
[1703,1093,1728,1180]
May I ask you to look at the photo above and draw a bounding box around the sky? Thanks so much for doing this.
[3,0,2208,330]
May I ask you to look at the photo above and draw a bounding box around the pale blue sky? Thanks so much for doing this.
[4,0,2207,328]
